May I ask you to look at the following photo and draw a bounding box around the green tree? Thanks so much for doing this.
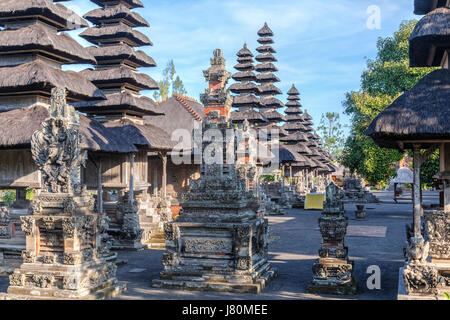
[153,60,187,101]
[340,19,437,187]
[317,112,345,157]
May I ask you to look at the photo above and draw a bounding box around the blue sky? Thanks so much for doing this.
[65,0,417,137]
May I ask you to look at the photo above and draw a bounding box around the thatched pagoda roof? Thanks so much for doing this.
[255,62,278,73]
[0,105,137,153]
[80,67,159,91]
[259,83,282,95]
[367,68,450,149]
[80,24,152,47]
[292,142,312,155]
[232,94,261,108]
[261,109,285,121]
[234,62,255,71]
[230,109,268,123]
[282,122,307,132]
[256,45,276,54]
[84,4,149,27]
[237,44,253,57]
[284,114,303,121]
[0,0,88,31]
[285,107,303,114]
[414,0,448,15]
[278,144,307,164]
[287,85,300,96]
[286,100,302,108]
[256,73,280,83]
[258,23,274,37]
[280,132,309,143]
[255,53,277,62]
[103,118,173,150]
[0,25,96,64]
[73,92,163,117]
[258,37,274,45]
[229,82,259,94]
[0,61,105,101]
[409,7,450,67]
[92,0,144,9]
[259,96,284,108]
[232,71,257,82]
[86,45,156,68]
[303,110,313,121]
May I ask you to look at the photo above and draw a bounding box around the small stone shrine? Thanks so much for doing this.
[1,88,125,300]
[152,112,277,293]
[308,182,357,295]
[342,176,378,203]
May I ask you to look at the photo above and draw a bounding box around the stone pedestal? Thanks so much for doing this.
[308,183,357,295]
[355,205,367,220]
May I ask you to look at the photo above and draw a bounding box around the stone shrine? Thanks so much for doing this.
[152,112,277,293]
[342,176,378,203]
[1,88,125,300]
[308,183,357,295]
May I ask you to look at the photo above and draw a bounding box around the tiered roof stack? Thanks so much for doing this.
[229,44,268,125]
[255,23,285,125]
[75,0,173,151]
[0,0,106,112]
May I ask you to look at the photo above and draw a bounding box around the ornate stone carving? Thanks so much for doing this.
[21,250,36,263]
[31,87,82,194]
[403,263,441,295]
[9,274,25,287]
[425,210,450,259]
[236,256,251,270]
[32,275,55,288]
[42,254,57,264]
[164,223,176,241]
[63,252,82,265]
[20,216,35,236]
[0,207,10,224]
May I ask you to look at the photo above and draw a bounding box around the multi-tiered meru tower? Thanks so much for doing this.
[255,23,284,126]
[230,44,268,127]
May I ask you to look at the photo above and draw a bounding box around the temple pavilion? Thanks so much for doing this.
[367,0,450,299]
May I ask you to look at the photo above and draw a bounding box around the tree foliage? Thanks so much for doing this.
[153,60,187,101]
[317,112,345,158]
[340,20,437,188]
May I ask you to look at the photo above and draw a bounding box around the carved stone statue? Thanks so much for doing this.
[2,88,125,300]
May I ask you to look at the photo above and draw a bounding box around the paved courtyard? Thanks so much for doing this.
[0,191,438,300]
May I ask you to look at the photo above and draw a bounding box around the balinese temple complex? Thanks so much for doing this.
[367,0,450,299]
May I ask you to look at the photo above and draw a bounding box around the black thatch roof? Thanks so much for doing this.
[256,73,280,83]
[302,110,313,121]
[409,7,450,67]
[232,94,261,108]
[255,62,278,72]
[230,109,268,123]
[0,61,105,101]
[255,53,277,62]
[414,0,448,15]
[284,114,303,121]
[259,83,282,95]
[237,44,253,57]
[282,122,307,132]
[259,96,284,108]
[234,62,255,71]
[73,92,163,117]
[285,107,303,114]
[0,25,96,64]
[367,68,450,149]
[0,0,89,31]
[80,67,159,91]
[257,37,274,45]
[258,22,274,37]
[280,132,309,143]
[232,71,257,82]
[80,24,152,47]
[261,109,284,121]
[84,4,149,27]
[87,45,156,68]
[285,100,302,108]
[287,84,300,96]
[229,82,259,94]
[92,0,144,9]
[256,45,276,54]
[103,118,174,150]
[0,105,136,153]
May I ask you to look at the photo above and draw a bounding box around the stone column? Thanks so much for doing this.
[413,145,422,237]
[97,157,103,214]
[161,153,167,199]
[128,153,135,205]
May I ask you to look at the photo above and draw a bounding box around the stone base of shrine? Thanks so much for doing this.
[109,229,144,251]
[397,266,450,300]
[152,262,277,294]
[0,281,126,300]
[3,259,126,300]
[307,277,357,295]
